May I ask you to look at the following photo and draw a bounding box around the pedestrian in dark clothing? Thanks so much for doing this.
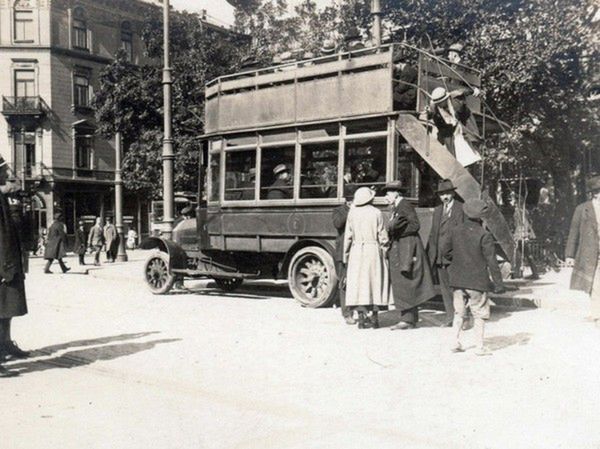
[384,181,436,330]
[44,213,70,274]
[103,217,118,263]
[0,157,29,377]
[393,56,418,111]
[565,175,600,324]
[73,221,87,266]
[426,179,465,326]
[332,187,356,324]
[88,217,104,266]
[444,198,505,355]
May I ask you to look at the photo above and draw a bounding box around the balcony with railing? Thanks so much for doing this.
[1,96,47,118]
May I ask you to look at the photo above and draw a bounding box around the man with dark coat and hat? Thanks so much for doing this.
[384,181,436,329]
[566,175,600,325]
[0,156,29,377]
[444,198,505,355]
[44,212,71,274]
[267,164,292,200]
[392,51,418,111]
[426,179,465,326]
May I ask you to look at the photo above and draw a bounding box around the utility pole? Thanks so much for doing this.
[115,131,128,262]
[371,0,382,46]
[162,0,175,239]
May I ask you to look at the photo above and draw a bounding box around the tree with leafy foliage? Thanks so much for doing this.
[233,0,598,239]
[94,9,245,198]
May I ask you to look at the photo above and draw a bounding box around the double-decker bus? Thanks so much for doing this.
[141,43,513,307]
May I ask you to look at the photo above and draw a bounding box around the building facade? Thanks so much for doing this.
[0,0,151,243]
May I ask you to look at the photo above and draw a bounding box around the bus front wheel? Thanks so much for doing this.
[288,246,338,308]
[144,252,175,295]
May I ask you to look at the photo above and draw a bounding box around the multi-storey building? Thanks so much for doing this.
[0,0,152,242]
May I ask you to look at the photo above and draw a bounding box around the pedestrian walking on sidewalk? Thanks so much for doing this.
[0,156,29,377]
[566,175,600,325]
[88,217,104,266]
[73,220,87,266]
[103,217,117,263]
[444,199,505,355]
[343,187,391,328]
[44,213,71,274]
[384,181,436,330]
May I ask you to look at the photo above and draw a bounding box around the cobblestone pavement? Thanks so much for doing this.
[2,253,600,449]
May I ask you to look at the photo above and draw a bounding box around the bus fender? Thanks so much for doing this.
[139,237,188,270]
[281,239,337,274]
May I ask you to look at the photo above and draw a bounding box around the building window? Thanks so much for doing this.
[73,74,90,108]
[75,129,94,170]
[14,70,35,97]
[121,21,133,61]
[14,10,34,42]
[72,8,88,50]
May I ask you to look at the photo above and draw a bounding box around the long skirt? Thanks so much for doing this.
[0,274,27,318]
[345,242,391,307]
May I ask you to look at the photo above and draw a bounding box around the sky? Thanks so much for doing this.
[171,0,334,27]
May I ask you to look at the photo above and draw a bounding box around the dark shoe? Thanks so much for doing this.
[62,267,71,273]
[3,341,30,359]
[390,321,416,331]
[370,312,379,329]
[0,365,19,378]
[44,270,52,274]
[357,312,366,329]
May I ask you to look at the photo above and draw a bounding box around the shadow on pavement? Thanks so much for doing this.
[485,332,532,351]
[7,338,180,375]
[30,332,161,357]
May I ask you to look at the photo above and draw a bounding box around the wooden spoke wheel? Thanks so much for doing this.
[288,246,338,308]
[144,252,175,295]
[213,277,244,292]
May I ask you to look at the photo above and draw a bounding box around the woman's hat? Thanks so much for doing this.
[353,187,375,206]
[430,87,449,103]
[382,180,405,193]
[448,43,464,54]
[273,164,289,175]
[181,205,193,215]
[435,179,457,194]
[586,175,600,193]
[463,198,488,219]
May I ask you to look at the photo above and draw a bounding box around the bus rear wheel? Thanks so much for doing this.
[288,246,338,308]
[144,252,175,295]
[213,277,243,292]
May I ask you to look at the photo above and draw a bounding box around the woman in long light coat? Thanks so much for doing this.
[343,187,391,328]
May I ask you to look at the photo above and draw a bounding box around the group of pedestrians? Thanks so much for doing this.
[334,178,506,355]
[44,215,119,272]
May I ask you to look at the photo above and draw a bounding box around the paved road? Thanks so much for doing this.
[3,254,600,449]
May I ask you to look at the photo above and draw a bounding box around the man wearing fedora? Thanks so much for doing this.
[344,27,365,51]
[0,156,29,377]
[426,179,465,326]
[384,181,436,329]
[566,174,600,324]
[444,198,505,355]
[267,164,292,200]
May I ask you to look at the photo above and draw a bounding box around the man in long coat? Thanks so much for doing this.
[44,213,70,273]
[73,220,87,265]
[88,217,104,266]
[384,181,436,329]
[426,179,465,326]
[103,217,118,263]
[0,156,29,377]
[332,187,355,324]
[566,175,600,323]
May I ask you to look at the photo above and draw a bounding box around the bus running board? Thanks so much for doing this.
[396,113,515,263]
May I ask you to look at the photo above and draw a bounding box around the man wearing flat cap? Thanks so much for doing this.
[384,180,436,329]
[267,164,292,200]
[426,179,465,326]
[566,175,600,325]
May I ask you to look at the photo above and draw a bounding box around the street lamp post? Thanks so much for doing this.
[371,0,382,46]
[162,0,175,240]
[115,131,128,262]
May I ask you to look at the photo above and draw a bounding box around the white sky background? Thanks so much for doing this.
[171,0,335,27]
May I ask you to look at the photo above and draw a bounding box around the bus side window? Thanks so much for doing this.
[225,150,256,201]
[344,138,387,196]
[260,146,295,200]
[208,153,221,202]
[300,143,338,199]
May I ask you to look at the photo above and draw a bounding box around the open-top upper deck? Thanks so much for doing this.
[204,43,481,136]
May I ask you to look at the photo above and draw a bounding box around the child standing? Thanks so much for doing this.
[444,198,506,355]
